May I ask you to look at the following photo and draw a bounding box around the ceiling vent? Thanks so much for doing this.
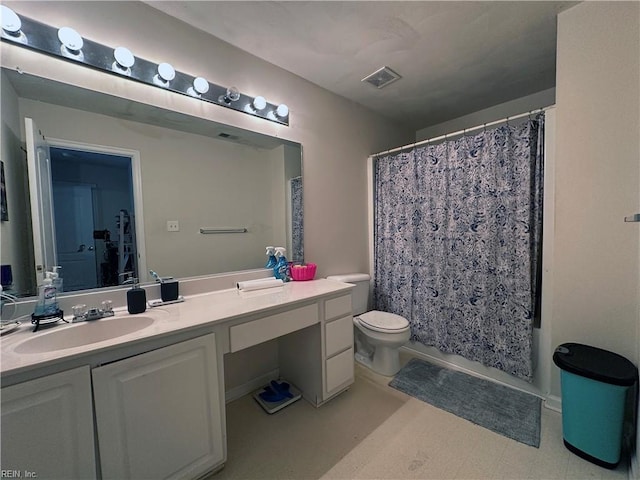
[217,132,240,141]
[361,66,402,89]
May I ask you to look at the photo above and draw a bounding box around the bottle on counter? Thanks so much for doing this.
[127,278,147,314]
[273,247,291,282]
[265,246,278,269]
[50,266,63,293]
[33,272,60,317]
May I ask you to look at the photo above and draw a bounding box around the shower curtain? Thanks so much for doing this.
[290,176,304,262]
[374,115,544,381]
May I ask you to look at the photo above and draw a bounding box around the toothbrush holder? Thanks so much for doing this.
[161,280,179,302]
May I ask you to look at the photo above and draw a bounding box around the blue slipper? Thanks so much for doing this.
[259,386,286,403]
[270,380,294,398]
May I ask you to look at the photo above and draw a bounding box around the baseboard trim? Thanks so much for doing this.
[224,368,279,404]
[544,394,562,413]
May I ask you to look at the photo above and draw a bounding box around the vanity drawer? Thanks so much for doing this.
[325,295,352,321]
[325,315,353,358]
[326,347,354,394]
[229,304,319,352]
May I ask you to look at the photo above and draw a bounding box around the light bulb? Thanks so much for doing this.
[1,6,21,35]
[252,96,267,111]
[275,104,289,118]
[157,63,175,82]
[113,47,135,68]
[58,27,83,52]
[227,87,240,102]
[193,77,209,94]
[219,86,240,104]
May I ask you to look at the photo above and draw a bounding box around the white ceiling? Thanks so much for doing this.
[146,1,577,131]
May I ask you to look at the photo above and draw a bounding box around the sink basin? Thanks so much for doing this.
[14,315,156,354]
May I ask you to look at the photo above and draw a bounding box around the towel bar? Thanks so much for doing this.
[199,228,248,234]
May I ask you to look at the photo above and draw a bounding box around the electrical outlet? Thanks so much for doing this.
[166,220,179,232]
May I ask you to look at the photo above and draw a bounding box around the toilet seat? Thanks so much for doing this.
[357,311,409,333]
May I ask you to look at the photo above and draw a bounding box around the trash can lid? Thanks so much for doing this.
[553,343,638,387]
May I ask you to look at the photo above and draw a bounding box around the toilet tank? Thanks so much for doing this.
[326,273,371,316]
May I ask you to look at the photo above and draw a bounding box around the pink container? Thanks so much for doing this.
[290,263,317,281]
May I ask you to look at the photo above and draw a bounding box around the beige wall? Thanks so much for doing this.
[0,71,34,295]
[415,88,556,142]
[553,0,639,400]
[0,0,412,282]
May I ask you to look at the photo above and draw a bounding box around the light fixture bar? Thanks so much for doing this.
[0,8,289,126]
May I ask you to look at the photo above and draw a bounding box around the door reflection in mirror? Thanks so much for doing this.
[49,147,137,292]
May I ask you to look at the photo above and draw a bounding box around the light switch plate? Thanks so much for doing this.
[166,220,179,232]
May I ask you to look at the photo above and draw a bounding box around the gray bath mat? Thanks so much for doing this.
[389,358,541,447]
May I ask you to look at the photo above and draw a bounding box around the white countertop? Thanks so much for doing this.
[1,279,353,379]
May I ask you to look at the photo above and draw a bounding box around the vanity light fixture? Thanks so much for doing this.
[112,46,135,76]
[0,6,26,43]
[153,62,175,87]
[0,9,291,125]
[57,27,84,60]
[188,76,209,97]
[219,86,240,105]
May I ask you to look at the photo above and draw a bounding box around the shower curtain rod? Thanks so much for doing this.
[372,106,552,158]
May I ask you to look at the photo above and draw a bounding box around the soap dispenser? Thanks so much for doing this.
[34,272,60,316]
[31,271,64,331]
[50,266,63,292]
[127,278,147,314]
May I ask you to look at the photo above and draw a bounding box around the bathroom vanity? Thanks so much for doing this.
[0,279,354,479]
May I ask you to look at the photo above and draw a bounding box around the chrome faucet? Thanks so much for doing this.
[72,300,115,323]
[119,271,136,285]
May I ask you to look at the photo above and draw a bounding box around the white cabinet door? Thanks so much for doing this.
[92,333,224,480]
[1,365,97,479]
[326,348,355,394]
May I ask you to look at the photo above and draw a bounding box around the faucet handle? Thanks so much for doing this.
[101,300,113,312]
[72,304,88,317]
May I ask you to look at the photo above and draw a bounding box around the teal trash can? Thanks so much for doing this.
[553,343,638,469]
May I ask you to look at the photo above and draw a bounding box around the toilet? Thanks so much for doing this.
[327,273,410,376]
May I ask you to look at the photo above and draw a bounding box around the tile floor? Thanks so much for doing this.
[211,357,630,480]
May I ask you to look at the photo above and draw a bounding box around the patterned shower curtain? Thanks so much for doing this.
[374,115,544,381]
[290,176,304,262]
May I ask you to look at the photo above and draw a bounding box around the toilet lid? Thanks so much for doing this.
[358,311,409,333]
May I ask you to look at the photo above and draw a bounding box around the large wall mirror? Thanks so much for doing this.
[0,67,303,299]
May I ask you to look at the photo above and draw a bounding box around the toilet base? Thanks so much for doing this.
[354,351,372,368]
[354,321,408,377]
[354,342,402,377]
